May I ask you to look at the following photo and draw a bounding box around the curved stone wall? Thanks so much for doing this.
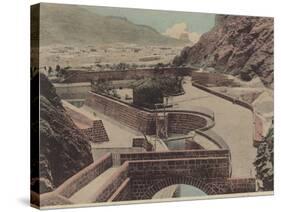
[85,91,214,136]
[196,130,230,150]
[168,112,207,134]
[192,82,264,146]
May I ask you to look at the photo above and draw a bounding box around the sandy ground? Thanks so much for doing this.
[39,44,184,69]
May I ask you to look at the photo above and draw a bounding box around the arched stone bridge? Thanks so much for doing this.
[38,149,256,207]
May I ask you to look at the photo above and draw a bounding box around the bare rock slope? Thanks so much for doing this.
[39,3,184,46]
[32,74,93,193]
[174,15,273,87]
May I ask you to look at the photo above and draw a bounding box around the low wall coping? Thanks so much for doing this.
[56,152,112,195]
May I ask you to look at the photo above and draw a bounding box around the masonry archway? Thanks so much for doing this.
[153,184,207,199]
[142,176,224,199]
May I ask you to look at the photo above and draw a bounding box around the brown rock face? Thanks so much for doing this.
[32,74,93,193]
[173,15,273,88]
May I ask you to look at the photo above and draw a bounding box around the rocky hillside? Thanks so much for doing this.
[31,74,93,193]
[39,3,184,46]
[173,15,274,88]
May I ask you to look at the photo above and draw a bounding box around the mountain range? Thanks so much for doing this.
[39,3,185,46]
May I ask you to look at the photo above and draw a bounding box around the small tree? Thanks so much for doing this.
[133,78,163,109]
[254,126,274,191]
[55,64,61,72]
[48,66,53,75]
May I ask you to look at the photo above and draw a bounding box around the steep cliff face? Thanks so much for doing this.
[32,74,93,193]
[173,15,273,88]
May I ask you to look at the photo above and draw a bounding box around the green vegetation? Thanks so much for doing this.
[254,125,274,191]
[91,79,120,99]
[133,78,163,109]
[133,75,183,109]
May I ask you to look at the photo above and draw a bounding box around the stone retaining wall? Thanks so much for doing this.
[128,157,230,179]
[192,82,264,146]
[132,137,153,151]
[92,162,129,202]
[226,178,257,193]
[196,130,230,150]
[107,178,131,202]
[85,91,213,135]
[38,149,256,205]
[56,153,113,198]
[80,120,109,143]
[120,149,230,165]
[192,82,253,111]
[85,91,156,134]
[168,112,207,134]
[54,82,91,99]
[192,71,235,87]
[253,114,264,146]
[63,67,192,83]
[63,100,93,128]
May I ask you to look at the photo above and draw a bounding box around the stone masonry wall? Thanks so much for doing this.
[128,157,230,199]
[92,162,129,202]
[120,149,230,165]
[192,82,265,147]
[80,120,109,143]
[85,92,212,136]
[132,137,153,151]
[63,67,192,83]
[56,153,113,198]
[192,71,235,87]
[95,154,230,202]
[253,114,263,146]
[192,82,253,111]
[128,157,230,180]
[168,112,207,134]
[226,178,256,193]
[107,178,131,202]
[85,92,156,135]
[54,82,91,99]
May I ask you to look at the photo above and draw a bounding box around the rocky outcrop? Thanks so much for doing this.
[32,74,93,193]
[173,15,273,88]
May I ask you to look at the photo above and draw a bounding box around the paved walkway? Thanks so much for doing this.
[171,78,255,178]
[69,167,118,204]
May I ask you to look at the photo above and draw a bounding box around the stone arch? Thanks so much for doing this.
[142,176,224,199]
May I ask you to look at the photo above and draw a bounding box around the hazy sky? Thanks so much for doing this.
[83,5,215,42]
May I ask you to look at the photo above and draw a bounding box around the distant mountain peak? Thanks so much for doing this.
[39,3,185,46]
